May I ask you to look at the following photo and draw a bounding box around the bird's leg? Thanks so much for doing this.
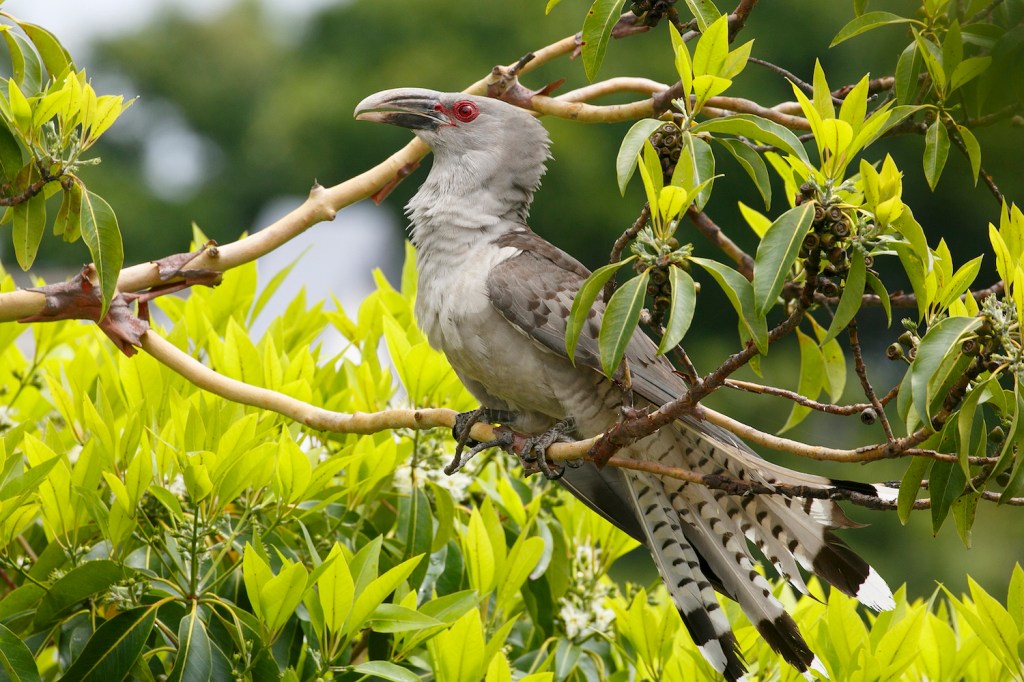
[519,417,582,480]
[446,407,517,475]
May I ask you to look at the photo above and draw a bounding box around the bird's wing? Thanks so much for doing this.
[488,229,689,407]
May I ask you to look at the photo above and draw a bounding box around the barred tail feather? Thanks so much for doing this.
[665,480,818,674]
[623,471,747,681]
[686,424,897,613]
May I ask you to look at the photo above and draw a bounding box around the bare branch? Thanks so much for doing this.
[849,320,896,443]
[686,207,755,280]
[724,378,895,416]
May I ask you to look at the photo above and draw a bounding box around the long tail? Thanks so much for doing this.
[619,422,896,679]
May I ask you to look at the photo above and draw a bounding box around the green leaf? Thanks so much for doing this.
[616,119,665,195]
[80,189,125,317]
[62,606,156,681]
[319,544,354,635]
[657,265,697,354]
[0,622,41,682]
[168,605,212,682]
[2,32,42,95]
[908,316,982,424]
[11,188,47,271]
[54,175,84,241]
[682,0,721,32]
[1009,563,1024,631]
[955,125,981,184]
[0,121,24,182]
[692,14,729,78]
[581,0,627,81]
[428,608,486,682]
[950,56,991,92]
[495,535,545,617]
[260,561,308,634]
[923,118,950,190]
[352,661,420,682]
[348,555,423,637]
[968,578,1024,677]
[671,134,715,211]
[34,560,130,629]
[821,249,867,344]
[914,29,946,95]
[714,137,771,209]
[865,270,892,327]
[809,315,847,402]
[811,60,835,121]
[693,114,810,167]
[566,257,633,363]
[937,255,982,312]
[997,387,1024,501]
[831,11,916,46]
[780,328,825,432]
[369,603,443,632]
[895,42,923,105]
[898,454,932,524]
[17,22,73,81]
[929,459,966,533]
[753,203,814,316]
[951,490,979,547]
[691,257,768,354]
[599,270,649,377]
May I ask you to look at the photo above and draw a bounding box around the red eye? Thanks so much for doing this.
[452,100,479,122]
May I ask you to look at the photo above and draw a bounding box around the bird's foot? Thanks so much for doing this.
[446,407,517,475]
[519,417,582,481]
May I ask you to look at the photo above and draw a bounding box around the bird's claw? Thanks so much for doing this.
[447,410,583,481]
[447,407,517,475]
[518,417,580,480]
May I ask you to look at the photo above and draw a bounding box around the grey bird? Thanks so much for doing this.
[355,87,895,680]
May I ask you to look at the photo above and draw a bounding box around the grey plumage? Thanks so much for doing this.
[355,87,895,680]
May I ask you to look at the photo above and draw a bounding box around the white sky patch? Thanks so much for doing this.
[141,108,222,201]
[4,0,346,55]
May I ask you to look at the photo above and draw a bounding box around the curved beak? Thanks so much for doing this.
[354,88,448,130]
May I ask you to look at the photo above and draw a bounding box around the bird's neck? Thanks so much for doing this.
[405,145,546,257]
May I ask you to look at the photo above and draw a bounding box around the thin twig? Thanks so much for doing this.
[604,205,650,304]
[724,378,892,416]
[686,207,755,280]
[968,0,1006,23]
[946,117,1004,205]
[849,320,896,442]
[748,57,818,98]
[728,0,760,41]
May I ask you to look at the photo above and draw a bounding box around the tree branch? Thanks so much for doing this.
[0,36,580,324]
[686,207,755,280]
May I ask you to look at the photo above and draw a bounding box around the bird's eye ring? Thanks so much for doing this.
[452,100,479,122]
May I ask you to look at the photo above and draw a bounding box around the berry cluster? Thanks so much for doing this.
[795,184,858,296]
[648,122,683,185]
[886,330,918,363]
[646,264,677,323]
[630,0,678,27]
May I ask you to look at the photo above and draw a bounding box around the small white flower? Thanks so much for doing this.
[66,444,83,465]
[430,469,472,503]
[392,464,414,494]
[559,602,592,641]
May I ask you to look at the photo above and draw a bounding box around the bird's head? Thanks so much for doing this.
[355,88,550,220]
